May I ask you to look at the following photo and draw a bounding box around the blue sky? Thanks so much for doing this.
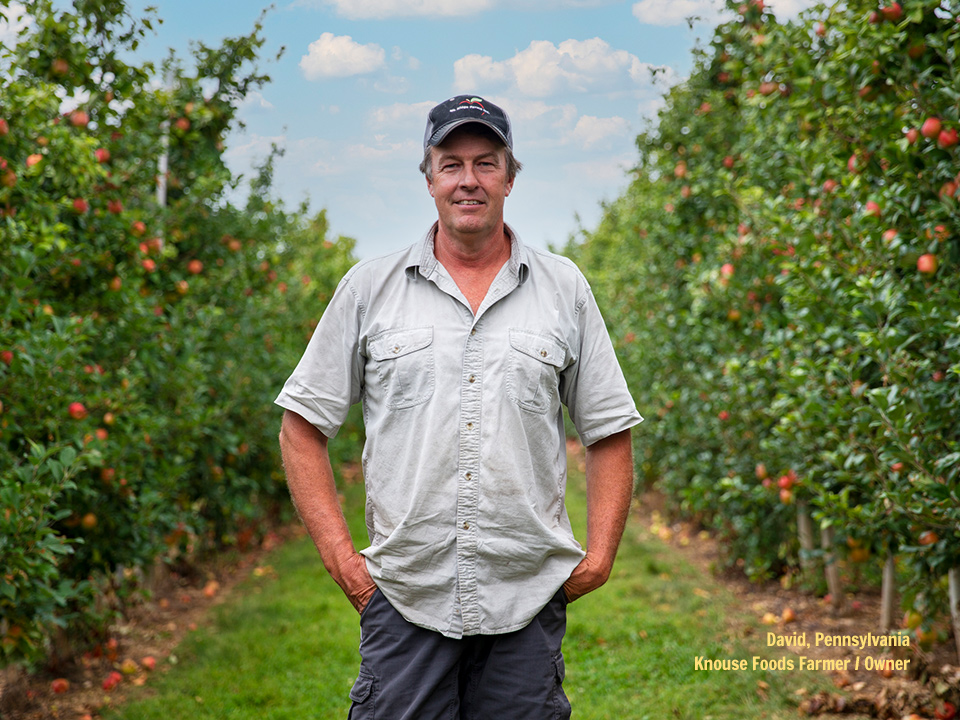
[6,0,816,258]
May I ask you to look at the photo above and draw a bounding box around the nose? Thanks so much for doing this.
[459,162,479,188]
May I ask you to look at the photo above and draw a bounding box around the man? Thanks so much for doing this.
[276,94,642,719]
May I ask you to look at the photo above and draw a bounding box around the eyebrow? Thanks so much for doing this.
[436,150,501,163]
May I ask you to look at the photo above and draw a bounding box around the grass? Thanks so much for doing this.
[103,457,834,720]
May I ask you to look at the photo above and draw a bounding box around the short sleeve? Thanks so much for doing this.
[274,274,364,438]
[560,275,643,446]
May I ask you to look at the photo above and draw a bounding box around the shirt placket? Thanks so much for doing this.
[456,320,483,634]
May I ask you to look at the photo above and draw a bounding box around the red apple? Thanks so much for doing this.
[131,220,146,236]
[0,118,8,135]
[779,488,794,504]
[935,701,957,720]
[81,512,97,530]
[187,259,203,275]
[865,200,881,218]
[907,42,926,59]
[1,169,16,188]
[69,109,89,128]
[822,179,838,192]
[107,199,123,214]
[917,253,937,274]
[102,671,122,691]
[918,530,938,545]
[68,402,88,420]
[95,148,110,163]
[815,22,826,36]
[72,198,89,214]
[109,276,122,291]
[51,58,69,76]
[938,128,959,149]
[891,462,904,472]
[905,128,919,144]
[720,262,734,277]
[142,258,156,272]
[723,155,735,169]
[921,117,942,139]
[1,350,12,366]
[880,3,901,21]
[141,656,157,671]
[175,117,190,132]
[778,474,794,490]
[51,678,70,694]
[26,153,42,167]
[882,228,898,243]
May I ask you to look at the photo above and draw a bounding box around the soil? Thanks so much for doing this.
[2,461,958,720]
[0,524,306,720]
[632,488,960,720]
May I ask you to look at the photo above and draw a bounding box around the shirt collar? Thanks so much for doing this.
[404,222,529,285]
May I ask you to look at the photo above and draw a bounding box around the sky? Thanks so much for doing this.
[4,0,819,258]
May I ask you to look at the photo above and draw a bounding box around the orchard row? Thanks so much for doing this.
[567,0,960,656]
[0,2,360,667]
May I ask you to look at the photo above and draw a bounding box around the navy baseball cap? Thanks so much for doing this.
[423,95,513,151]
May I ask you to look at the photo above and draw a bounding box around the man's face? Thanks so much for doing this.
[426,127,514,243]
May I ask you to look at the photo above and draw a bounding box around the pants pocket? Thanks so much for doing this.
[552,652,571,720]
[347,669,376,719]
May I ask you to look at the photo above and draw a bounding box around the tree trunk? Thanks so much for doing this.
[949,567,960,662]
[821,524,845,612]
[797,501,815,576]
[879,553,898,633]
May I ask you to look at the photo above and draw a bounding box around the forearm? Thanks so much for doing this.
[279,410,372,605]
[563,428,634,601]
[583,428,634,574]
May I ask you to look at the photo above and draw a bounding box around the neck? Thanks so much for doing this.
[434,222,510,273]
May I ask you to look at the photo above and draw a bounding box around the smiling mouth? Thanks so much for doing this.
[455,200,484,206]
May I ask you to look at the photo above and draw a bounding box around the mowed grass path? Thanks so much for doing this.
[103,454,831,720]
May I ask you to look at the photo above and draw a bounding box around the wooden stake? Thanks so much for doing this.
[879,553,897,632]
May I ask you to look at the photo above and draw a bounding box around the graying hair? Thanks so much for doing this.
[419,124,523,182]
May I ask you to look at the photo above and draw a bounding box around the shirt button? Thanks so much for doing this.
[469,375,476,383]
[463,522,470,530]
[470,328,476,336]
[540,349,547,357]
[466,422,473,429]
[393,345,400,353]
[465,472,472,480]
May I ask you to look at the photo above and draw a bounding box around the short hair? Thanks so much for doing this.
[419,123,523,182]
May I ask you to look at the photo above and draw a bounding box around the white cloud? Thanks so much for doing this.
[313,0,494,19]
[632,0,724,26]
[0,3,30,48]
[571,115,630,149]
[300,33,386,80]
[369,101,436,127]
[240,90,274,112]
[765,0,820,20]
[631,0,815,26]
[453,38,671,98]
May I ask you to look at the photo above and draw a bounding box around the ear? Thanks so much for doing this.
[426,174,435,198]
[504,175,514,198]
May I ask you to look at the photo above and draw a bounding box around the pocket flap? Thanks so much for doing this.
[552,652,566,682]
[509,329,565,368]
[349,671,374,703]
[368,327,433,361]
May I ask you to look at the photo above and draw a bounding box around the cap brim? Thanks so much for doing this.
[427,117,510,149]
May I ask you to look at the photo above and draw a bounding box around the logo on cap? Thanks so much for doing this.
[452,97,490,115]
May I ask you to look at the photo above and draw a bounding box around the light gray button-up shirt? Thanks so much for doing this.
[275,223,642,638]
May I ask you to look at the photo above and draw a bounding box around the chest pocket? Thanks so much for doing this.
[508,329,565,414]
[368,327,435,409]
